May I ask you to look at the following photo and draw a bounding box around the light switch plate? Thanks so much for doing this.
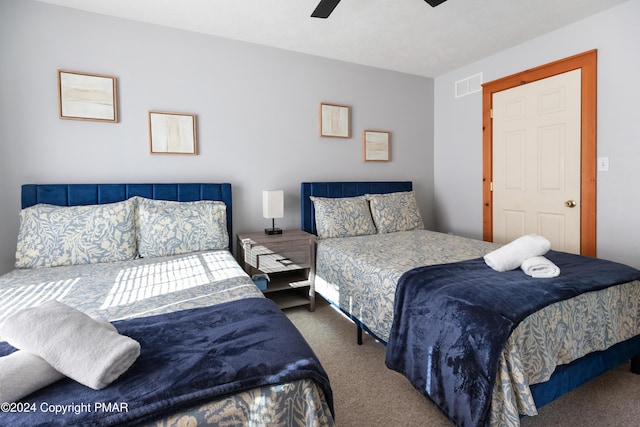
[597,156,609,172]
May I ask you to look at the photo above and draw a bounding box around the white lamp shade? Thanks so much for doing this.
[262,190,284,219]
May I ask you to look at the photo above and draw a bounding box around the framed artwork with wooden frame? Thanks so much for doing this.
[363,130,390,162]
[148,111,197,155]
[58,70,118,122]
[320,103,350,138]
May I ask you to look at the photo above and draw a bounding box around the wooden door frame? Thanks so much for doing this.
[482,50,597,256]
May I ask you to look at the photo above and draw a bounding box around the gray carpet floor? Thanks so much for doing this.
[286,298,640,427]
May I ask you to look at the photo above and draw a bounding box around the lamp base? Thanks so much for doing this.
[265,227,283,235]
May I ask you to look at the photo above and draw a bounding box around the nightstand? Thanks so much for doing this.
[236,229,315,311]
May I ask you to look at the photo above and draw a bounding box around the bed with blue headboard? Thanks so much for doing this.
[21,183,234,238]
[0,183,334,427]
[301,180,640,427]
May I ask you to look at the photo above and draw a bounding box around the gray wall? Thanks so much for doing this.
[0,0,434,274]
[4,0,636,275]
[434,0,640,268]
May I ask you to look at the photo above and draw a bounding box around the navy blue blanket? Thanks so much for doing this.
[0,297,333,426]
[385,250,640,427]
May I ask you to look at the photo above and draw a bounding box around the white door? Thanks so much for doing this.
[492,69,581,254]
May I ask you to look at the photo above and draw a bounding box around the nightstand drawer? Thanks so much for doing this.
[243,242,310,271]
[260,242,310,265]
[254,253,306,273]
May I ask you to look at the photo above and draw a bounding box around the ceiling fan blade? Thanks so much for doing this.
[311,0,341,18]
[425,0,447,6]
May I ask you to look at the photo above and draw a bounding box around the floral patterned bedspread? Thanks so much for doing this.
[0,250,334,427]
[315,230,640,426]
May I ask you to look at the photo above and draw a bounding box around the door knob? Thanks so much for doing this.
[565,200,577,208]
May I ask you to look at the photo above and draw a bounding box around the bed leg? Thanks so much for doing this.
[357,325,363,345]
[631,355,640,374]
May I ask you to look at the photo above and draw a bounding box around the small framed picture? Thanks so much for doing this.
[148,111,197,155]
[363,130,390,162]
[58,70,117,122]
[320,103,350,138]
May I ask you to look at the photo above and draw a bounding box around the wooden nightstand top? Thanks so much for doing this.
[236,229,315,244]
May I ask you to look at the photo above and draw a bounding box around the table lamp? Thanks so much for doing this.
[263,190,284,235]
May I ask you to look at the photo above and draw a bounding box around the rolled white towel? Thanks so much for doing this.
[521,256,560,278]
[0,300,140,390]
[0,316,117,402]
[484,234,551,272]
[0,352,64,403]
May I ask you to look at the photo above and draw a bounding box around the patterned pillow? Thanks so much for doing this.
[310,196,377,239]
[366,191,424,234]
[15,200,137,269]
[137,198,229,257]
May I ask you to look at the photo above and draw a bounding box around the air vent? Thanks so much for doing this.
[455,73,483,98]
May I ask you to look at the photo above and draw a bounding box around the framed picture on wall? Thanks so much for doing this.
[148,111,197,155]
[363,130,390,162]
[58,70,118,122]
[320,103,350,138]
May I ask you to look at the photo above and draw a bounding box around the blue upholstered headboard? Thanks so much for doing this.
[21,183,233,238]
[300,181,413,235]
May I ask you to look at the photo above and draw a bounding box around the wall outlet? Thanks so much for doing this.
[597,156,609,172]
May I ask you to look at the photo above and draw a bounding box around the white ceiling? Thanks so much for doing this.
[35,0,629,78]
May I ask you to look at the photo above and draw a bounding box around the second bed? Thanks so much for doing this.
[301,180,640,427]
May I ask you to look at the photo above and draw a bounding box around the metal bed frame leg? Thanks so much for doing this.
[357,325,363,345]
[631,355,640,374]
